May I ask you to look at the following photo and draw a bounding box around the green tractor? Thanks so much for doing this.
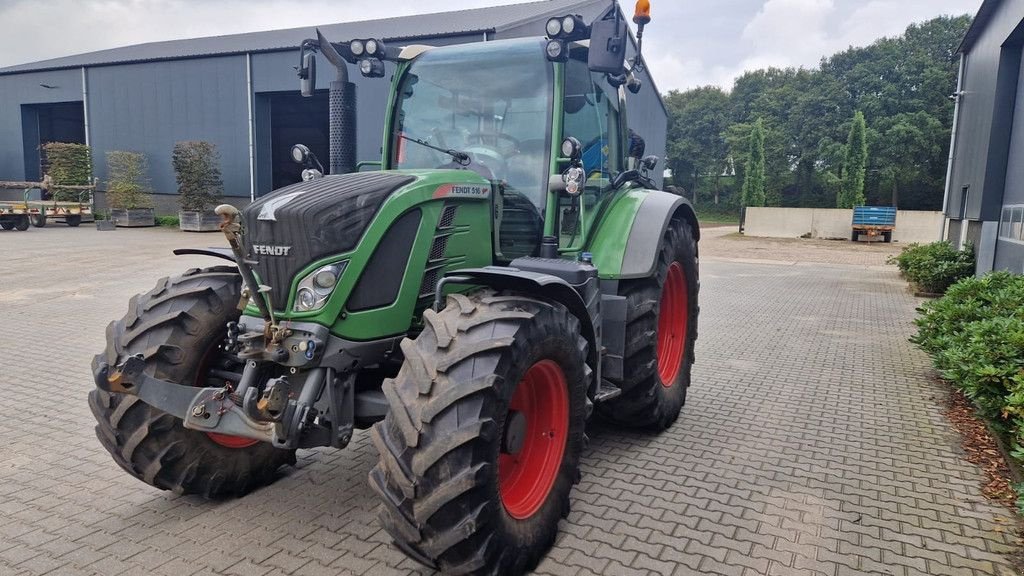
[89,1,699,573]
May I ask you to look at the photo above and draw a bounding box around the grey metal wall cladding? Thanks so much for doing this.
[948,0,1024,219]
[0,68,83,181]
[86,56,251,197]
[994,239,1024,272]
[1006,53,1024,206]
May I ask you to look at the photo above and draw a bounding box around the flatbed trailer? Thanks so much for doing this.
[26,188,94,228]
[0,201,41,231]
[852,206,896,242]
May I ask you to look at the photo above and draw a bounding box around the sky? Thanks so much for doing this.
[0,0,984,93]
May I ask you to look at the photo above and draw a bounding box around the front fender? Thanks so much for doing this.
[443,267,600,399]
[588,189,699,280]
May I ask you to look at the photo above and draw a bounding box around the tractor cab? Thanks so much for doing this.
[385,38,631,260]
[293,1,657,263]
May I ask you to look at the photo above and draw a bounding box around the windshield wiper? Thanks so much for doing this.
[400,134,471,166]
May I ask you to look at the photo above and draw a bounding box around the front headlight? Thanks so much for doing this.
[294,261,347,312]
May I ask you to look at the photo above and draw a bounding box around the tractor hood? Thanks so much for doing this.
[242,172,416,310]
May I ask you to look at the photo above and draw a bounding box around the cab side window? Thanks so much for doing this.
[563,53,622,182]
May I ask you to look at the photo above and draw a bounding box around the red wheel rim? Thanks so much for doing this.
[657,262,688,387]
[498,360,569,520]
[196,347,259,449]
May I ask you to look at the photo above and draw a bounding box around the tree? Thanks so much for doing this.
[663,15,970,211]
[664,86,730,205]
[839,112,867,208]
[741,119,767,207]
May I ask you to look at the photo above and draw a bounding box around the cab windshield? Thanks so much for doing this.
[391,40,554,210]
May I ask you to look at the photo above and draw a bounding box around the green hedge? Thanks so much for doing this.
[913,272,1024,459]
[42,142,92,201]
[173,141,223,212]
[106,151,153,210]
[888,241,975,294]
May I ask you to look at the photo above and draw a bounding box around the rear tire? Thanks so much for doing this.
[14,216,29,231]
[0,221,13,231]
[88,266,295,497]
[598,218,699,430]
[31,214,46,227]
[66,215,81,227]
[370,291,589,575]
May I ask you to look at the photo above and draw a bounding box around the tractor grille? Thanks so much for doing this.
[241,172,415,310]
[419,205,458,301]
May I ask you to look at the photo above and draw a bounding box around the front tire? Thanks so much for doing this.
[88,266,295,497]
[66,215,81,227]
[370,291,589,575]
[598,217,699,430]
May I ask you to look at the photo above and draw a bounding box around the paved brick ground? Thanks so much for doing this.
[0,225,1018,576]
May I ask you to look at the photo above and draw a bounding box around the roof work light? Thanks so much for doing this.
[359,58,385,78]
[545,14,590,42]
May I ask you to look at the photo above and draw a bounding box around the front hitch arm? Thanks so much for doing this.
[214,204,275,325]
[95,355,275,443]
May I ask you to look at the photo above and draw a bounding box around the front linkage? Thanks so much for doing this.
[93,204,364,451]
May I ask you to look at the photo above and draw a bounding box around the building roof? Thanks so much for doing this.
[0,0,604,75]
[959,0,1001,53]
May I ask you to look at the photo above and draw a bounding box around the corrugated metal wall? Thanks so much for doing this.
[946,0,1024,273]
[87,56,251,197]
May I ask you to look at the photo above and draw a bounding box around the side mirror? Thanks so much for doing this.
[588,13,627,74]
[641,155,659,172]
[299,52,316,97]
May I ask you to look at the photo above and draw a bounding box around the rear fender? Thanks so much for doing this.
[589,190,699,280]
[442,267,600,399]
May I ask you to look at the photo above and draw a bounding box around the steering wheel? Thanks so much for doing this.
[466,132,521,156]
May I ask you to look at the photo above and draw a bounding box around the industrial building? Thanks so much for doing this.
[0,0,667,213]
[945,0,1024,273]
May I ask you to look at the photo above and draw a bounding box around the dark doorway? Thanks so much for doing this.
[255,91,329,195]
[21,102,86,181]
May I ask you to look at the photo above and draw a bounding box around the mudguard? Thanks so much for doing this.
[172,247,236,263]
[442,267,600,398]
[588,189,699,280]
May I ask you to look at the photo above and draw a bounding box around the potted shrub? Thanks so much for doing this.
[173,141,224,232]
[41,142,94,226]
[103,150,153,226]
[106,150,155,227]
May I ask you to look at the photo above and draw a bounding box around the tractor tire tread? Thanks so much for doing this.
[88,266,294,497]
[370,290,588,575]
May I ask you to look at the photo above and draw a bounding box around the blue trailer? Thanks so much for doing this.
[852,206,896,242]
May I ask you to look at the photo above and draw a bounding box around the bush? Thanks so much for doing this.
[887,241,975,294]
[173,141,223,212]
[106,151,153,210]
[913,271,1024,459]
[42,142,92,201]
[155,215,180,228]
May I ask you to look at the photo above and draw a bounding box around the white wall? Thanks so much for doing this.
[744,208,945,244]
